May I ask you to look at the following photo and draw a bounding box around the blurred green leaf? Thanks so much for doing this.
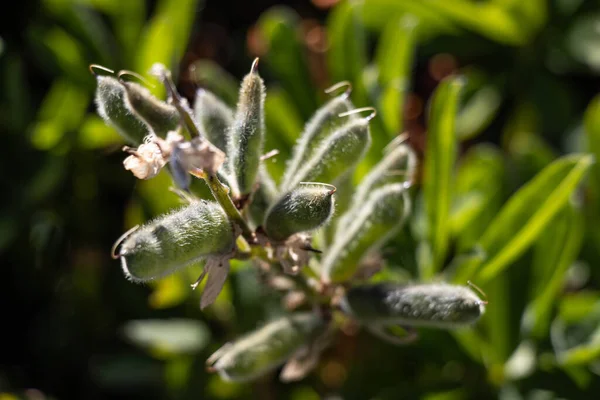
[419,0,529,45]
[522,203,584,338]
[475,154,593,283]
[421,76,464,279]
[552,295,600,367]
[504,340,536,381]
[375,15,418,136]
[327,0,368,105]
[191,59,239,107]
[456,71,503,141]
[264,86,304,182]
[361,0,457,38]
[567,13,600,72]
[78,115,123,148]
[136,0,200,93]
[584,93,600,184]
[123,319,210,357]
[257,6,317,118]
[451,145,505,253]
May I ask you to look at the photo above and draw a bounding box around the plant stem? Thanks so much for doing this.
[204,173,256,243]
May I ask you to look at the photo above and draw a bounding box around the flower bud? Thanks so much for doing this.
[322,183,410,283]
[117,200,234,282]
[341,283,486,328]
[282,96,355,191]
[287,118,371,190]
[121,81,180,137]
[228,59,265,196]
[207,312,327,382]
[194,88,234,152]
[94,75,150,144]
[264,183,336,242]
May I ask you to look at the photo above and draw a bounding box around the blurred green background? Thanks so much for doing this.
[2,0,600,398]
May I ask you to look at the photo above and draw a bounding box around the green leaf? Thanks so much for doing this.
[123,319,210,357]
[375,15,418,136]
[584,93,600,184]
[258,6,317,118]
[475,154,593,283]
[421,76,464,279]
[361,0,457,38]
[418,0,529,45]
[136,0,200,95]
[456,71,503,141]
[522,203,584,338]
[264,87,304,182]
[567,13,600,72]
[327,0,369,106]
[190,59,239,107]
[450,145,505,253]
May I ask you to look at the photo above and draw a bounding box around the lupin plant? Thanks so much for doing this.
[93,59,487,383]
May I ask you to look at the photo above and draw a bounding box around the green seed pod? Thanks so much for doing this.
[94,75,151,144]
[286,118,371,191]
[118,200,234,282]
[337,143,416,233]
[207,312,327,382]
[264,183,336,242]
[194,88,234,152]
[228,59,265,196]
[121,80,180,137]
[341,283,486,328]
[247,166,278,229]
[281,95,355,191]
[322,183,410,283]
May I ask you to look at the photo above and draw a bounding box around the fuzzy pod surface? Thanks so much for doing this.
[282,96,355,191]
[337,144,416,233]
[341,283,486,328]
[118,200,234,281]
[322,183,410,283]
[194,88,234,152]
[264,183,336,241]
[121,81,180,136]
[287,118,371,190]
[94,75,150,144]
[208,312,326,382]
[228,62,265,196]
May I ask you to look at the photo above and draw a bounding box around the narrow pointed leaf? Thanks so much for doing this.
[422,76,464,279]
[475,154,593,283]
[375,15,418,135]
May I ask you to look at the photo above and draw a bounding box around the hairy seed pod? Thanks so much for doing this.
[337,143,416,233]
[121,81,180,136]
[118,201,234,282]
[194,88,234,152]
[322,183,410,283]
[228,60,265,196]
[340,283,486,328]
[207,313,327,382]
[94,76,151,144]
[282,96,355,191]
[264,183,336,241]
[247,166,278,229]
[287,118,371,191]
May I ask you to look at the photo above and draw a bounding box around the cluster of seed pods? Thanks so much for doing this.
[93,60,486,383]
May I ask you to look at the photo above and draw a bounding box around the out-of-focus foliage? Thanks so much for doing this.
[3,0,600,399]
